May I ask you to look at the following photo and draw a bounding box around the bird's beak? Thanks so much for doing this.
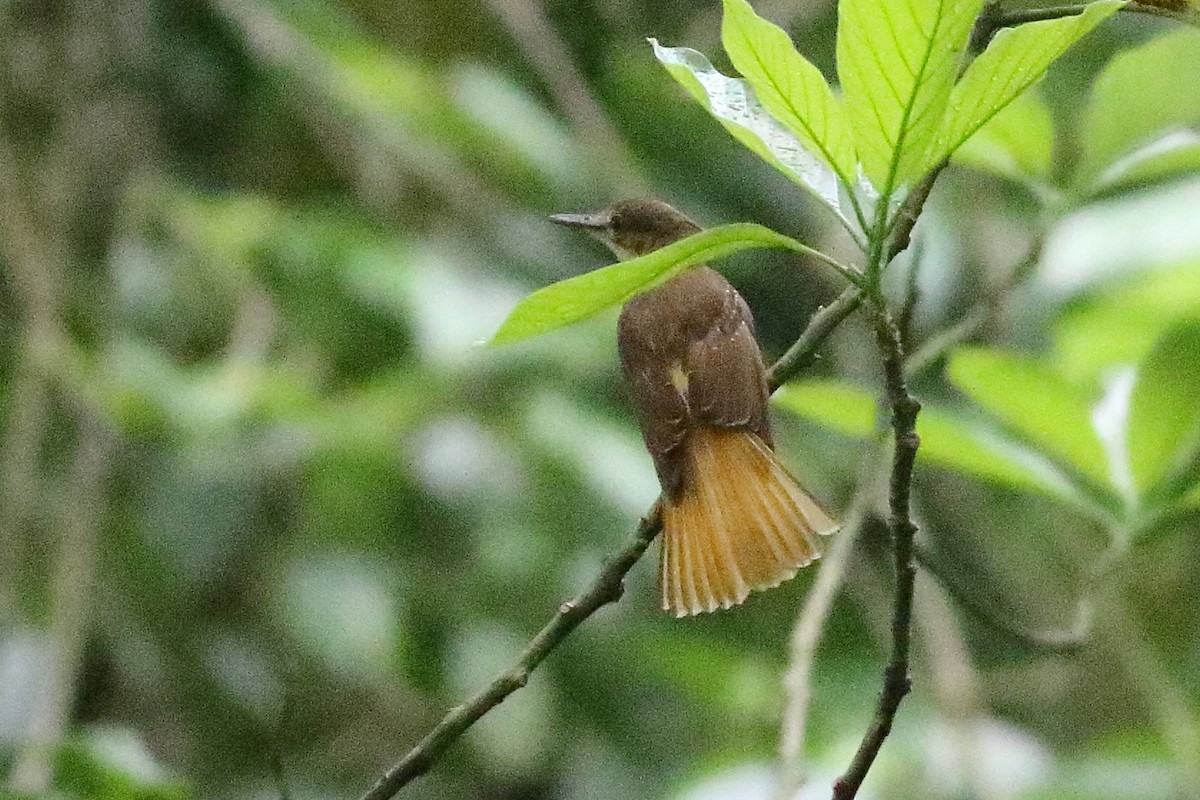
[549,211,610,230]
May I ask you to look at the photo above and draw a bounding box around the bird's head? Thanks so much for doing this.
[550,199,701,260]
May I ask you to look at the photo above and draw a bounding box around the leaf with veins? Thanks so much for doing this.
[721,0,857,185]
[837,0,984,199]
[652,40,842,212]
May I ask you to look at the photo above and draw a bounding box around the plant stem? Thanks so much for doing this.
[831,311,921,800]
[777,490,873,798]
[824,162,935,797]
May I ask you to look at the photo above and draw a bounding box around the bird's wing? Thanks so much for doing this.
[685,289,772,446]
[618,323,691,498]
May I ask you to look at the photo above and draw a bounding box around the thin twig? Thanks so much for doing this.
[7,419,114,793]
[913,572,1000,800]
[884,166,943,266]
[360,506,661,800]
[897,239,923,349]
[811,2,1195,793]
[972,0,1197,50]
[902,307,987,377]
[831,312,921,800]
[776,499,868,798]
[778,167,937,800]
[0,65,68,621]
[767,287,863,390]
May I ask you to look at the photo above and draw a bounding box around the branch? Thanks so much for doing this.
[911,572,993,798]
[7,418,114,793]
[831,311,922,800]
[818,3,1200,791]
[972,0,1199,51]
[777,496,870,798]
[767,287,863,390]
[359,504,660,800]
[0,104,66,620]
[820,164,937,799]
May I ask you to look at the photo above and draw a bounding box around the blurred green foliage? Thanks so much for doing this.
[1,1,1198,800]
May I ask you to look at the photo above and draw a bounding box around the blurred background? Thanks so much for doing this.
[1,0,1199,799]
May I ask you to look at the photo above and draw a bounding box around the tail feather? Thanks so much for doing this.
[661,427,837,617]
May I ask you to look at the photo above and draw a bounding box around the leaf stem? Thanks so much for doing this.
[778,239,867,289]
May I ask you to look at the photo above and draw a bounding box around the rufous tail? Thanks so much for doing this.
[660,427,836,617]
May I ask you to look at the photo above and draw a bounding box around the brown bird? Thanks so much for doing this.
[550,199,837,616]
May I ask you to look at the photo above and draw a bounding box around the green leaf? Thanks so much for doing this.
[1053,260,1200,383]
[652,40,841,210]
[1127,322,1200,496]
[934,0,1121,169]
[775,379,878,435]
[1184,480,1200,510]
[1081,27,1200,183]
[951,88,1054,184]
[948,348,1111,487]
[775,379,1098,509]
[837,0,983,196]
[720,0,857,184]
[491,223,809,345]
[1089,130,1200,195]
[57,726,191,800]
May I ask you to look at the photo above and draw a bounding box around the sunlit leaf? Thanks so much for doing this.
[1053,260,1200,382]
[720,0,857,184]
[837,0,983,196]
[952,89,1055,185]
[775,379,1098,510]
[948,348,1111,487]
[1080,27,1200,182]
[934,0,1121,169]
[651,40,841,209]
[1039,181,1200,297]
[1184,481,1200,509]
[57,726,190,800]
[491,223,811,345]
[1127,322,1200,497]
[1089,130,1200,195]
[775,379,878,435]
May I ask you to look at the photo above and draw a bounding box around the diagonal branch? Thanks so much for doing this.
[358,278,863,800]
[359,505,662,800]
[972,0,1199,50]
[768,287,863,390]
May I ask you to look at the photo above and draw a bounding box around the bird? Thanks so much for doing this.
[550,199,837,617]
